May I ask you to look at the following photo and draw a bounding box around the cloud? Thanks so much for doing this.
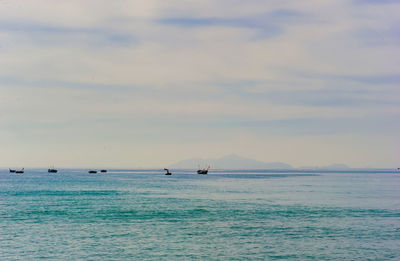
[0,0,399,167]
[0,19,137,47]
[354,0,400,4]
[157,9,312,39]
[355,27,400,46]
[292,71,400,85]
[266,88,399,107]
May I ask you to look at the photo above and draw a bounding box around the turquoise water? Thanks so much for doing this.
[1,169,399,260]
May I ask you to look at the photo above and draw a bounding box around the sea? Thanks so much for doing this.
[1,169,399,260]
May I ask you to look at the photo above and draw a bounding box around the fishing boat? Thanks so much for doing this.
[9,169,16,173]
[48,168,58,173]
[15,168,24,174]
[197,165,210,175]
[164,168,172,175]
[88,170,97,174]
[100,169,107,173]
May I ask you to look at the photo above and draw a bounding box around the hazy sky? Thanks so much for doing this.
[0,0,399,168]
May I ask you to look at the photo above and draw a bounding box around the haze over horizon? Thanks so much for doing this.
[1,1,399,168]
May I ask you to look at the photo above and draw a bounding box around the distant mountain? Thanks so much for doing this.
[299,163,351,170]
[323,163,351,170]
[169,154,293,169]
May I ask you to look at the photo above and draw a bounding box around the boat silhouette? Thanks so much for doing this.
[48,168,58,173]
[197,165,210,174]
[15,168,24,174]
[9,169,16,173]
[88,170,97,174]
[100,169,107,173]
[164,168,172,175]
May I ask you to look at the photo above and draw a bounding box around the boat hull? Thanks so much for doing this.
[15,168,24,174]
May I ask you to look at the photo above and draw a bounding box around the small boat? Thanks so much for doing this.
[9,169,16,173]
[197,169,208,174]
[15,168,24,174]
[88,170,97,174]
[48,168,58,173]
[164,168,172,175]
[100,169,107,173]
[197,165,210,175]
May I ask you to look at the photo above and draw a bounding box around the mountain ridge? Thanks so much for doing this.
[169,154,293,169]
[170,154,351,170]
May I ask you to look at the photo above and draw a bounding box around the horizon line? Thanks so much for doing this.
[1,167,398,171]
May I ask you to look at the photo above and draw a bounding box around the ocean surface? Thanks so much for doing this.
[1,169,399,260]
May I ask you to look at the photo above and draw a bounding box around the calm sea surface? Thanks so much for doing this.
[1,169,399,260]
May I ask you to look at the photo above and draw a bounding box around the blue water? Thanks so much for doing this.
[1,169,399,260]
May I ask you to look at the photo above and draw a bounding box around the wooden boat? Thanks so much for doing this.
[197,169,208,174]
[15,168,24,174]
[197,165,210,175]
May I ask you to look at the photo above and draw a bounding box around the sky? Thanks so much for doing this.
[0,0,399,168]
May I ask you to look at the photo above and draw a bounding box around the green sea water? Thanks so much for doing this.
[1,169,399,260]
